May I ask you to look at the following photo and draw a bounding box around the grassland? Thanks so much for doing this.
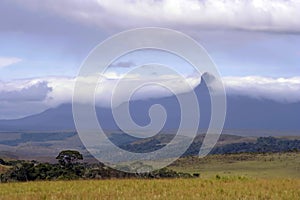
[0,178,299,200]
[170,152,300,179]
[0,153,299,200]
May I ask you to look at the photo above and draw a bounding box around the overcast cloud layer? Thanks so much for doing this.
[11,0,300,33]
[0,1,299,119]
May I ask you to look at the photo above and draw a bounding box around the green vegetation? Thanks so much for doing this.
[0,161,192,182]
[210,137,300,154]
[1,151,300,182]
[56,150,83,167]
[169,152,300,179]
[0,150,192,182]
[0,132,76,146]
[120,136,300,156]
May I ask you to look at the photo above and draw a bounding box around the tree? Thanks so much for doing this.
[56,150,83,167]
[0,158,6,165]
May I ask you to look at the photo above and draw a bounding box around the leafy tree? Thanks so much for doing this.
[56,150,83,168]
[0,158,6,165]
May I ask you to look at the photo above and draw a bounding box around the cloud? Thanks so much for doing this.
[0,81,51,102]
[0,73,201,119]
[0,79,53,119]
[0,77,72,119]
[223,76,300,103]
[0,73,300,118]
[11,0,300,33]
[0,57,22,68]
[109,61,136,68]
[1,74,300,119]
[47,73,202,107]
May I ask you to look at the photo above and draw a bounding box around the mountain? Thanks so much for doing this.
[0,104,75,131]
[0,77,299,134]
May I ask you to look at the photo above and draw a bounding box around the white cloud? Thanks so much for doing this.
[0,81,50,102]
[46,73,202,107]
[0,57,22,68]
[14,0,300,33]
[1,75,300,119]
[223,76,300,103]
[0,73,201,111]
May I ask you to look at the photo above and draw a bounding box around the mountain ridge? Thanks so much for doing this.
[0,79,299,133]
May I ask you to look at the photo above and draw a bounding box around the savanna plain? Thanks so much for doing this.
[0,152,299,200]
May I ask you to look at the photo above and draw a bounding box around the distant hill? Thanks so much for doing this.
[0,130,299,161]
[116,133,300,156]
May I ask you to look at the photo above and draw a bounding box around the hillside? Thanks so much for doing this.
[169,152,300,179]
[0,131,299,161]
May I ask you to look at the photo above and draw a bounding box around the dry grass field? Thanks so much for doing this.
[0,178,299,200]
[1,153,299,200]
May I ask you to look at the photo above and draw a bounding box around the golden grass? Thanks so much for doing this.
[0,178,299,200]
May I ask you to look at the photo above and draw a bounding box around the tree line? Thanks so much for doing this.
[184,136,300,156]
[0,150,193,182]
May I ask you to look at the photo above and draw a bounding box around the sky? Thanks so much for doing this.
[0,0,300,119]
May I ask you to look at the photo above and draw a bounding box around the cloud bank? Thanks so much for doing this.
[224,76,300,103]
[0,75,299,119]
[13,0,300,33]
[0,81,50,102]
